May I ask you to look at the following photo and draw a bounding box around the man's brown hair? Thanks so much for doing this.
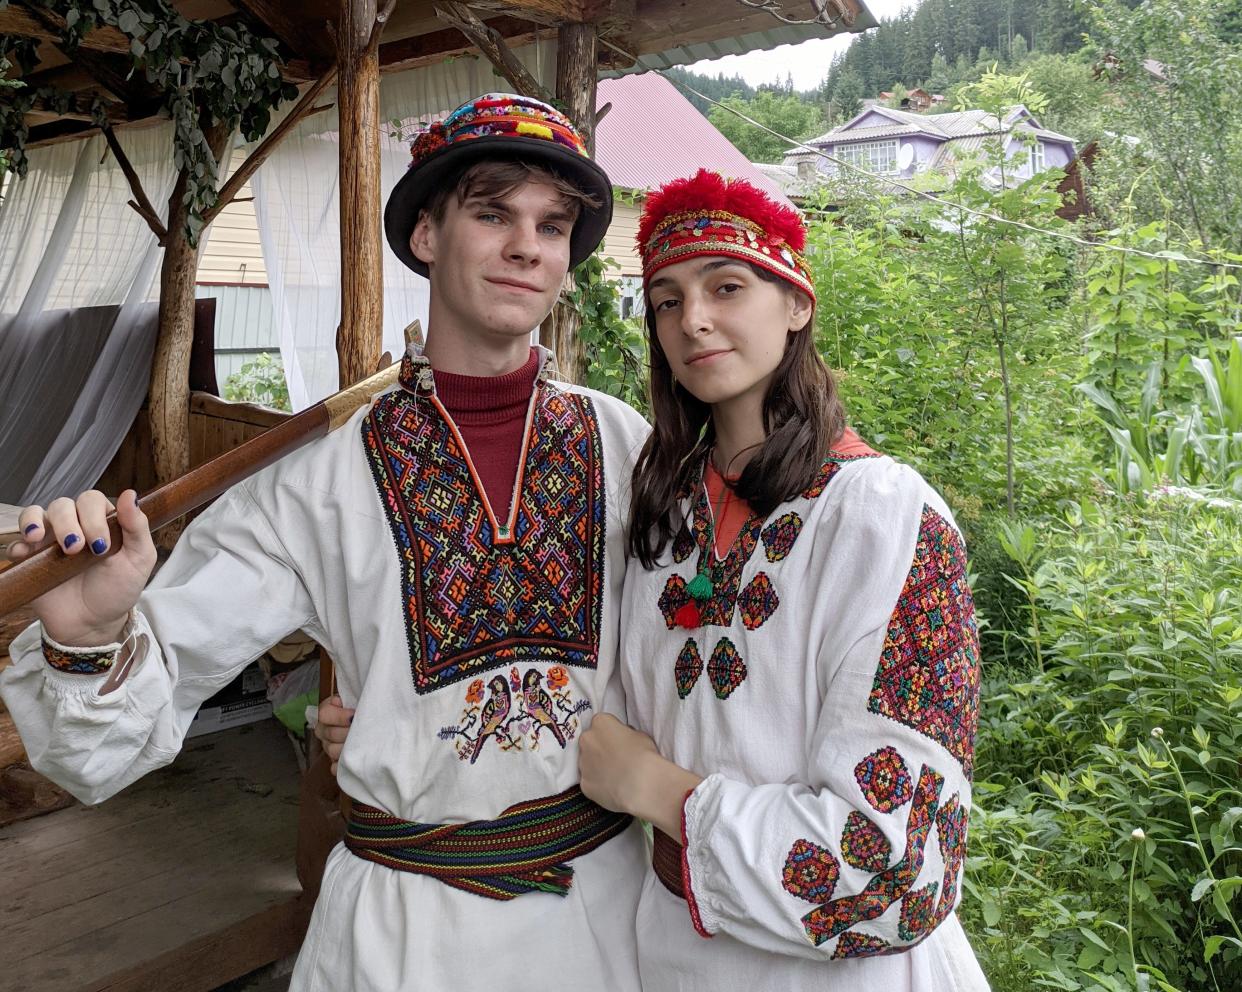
[420,158,601,227]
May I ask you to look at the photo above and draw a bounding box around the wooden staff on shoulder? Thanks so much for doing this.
[0,360,400,616]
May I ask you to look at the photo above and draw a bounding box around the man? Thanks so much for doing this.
[2,93,649,991]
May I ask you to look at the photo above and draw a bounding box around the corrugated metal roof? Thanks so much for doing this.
[595,73,794,204]
[608,4,880,75]
[821,123,925,143]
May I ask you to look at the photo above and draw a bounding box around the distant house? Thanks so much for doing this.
[784,103,1077,189]
[876,87,942,112]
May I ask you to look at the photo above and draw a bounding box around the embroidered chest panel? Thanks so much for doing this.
[363,383,607,695]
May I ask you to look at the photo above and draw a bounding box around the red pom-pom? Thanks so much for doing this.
[637,168,806,253]
[674,603,702,630]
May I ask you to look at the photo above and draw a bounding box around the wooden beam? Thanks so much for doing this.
[201,67,338,229]
[433,2,553,103]
[0,5,130,56]
[377,16,535,73]
[336,0,387,390]
[231,0,336,61]
[462,0,586,23]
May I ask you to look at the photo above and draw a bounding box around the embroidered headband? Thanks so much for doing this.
[636,169,816,302]
[407,93,589,169]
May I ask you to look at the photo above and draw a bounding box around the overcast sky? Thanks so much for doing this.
[688,0,914,90]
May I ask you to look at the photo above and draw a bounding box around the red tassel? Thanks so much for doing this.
[674,603,702,629]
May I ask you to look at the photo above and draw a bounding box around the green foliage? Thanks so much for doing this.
[967,495,1242,990]
[707,91,824,162]
[1083,0,1242,253]
[222,353,290,412]
[569,252,648,416]
[1,1,296,243]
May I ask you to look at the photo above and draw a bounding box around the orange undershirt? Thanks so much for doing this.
[702,427,878,554]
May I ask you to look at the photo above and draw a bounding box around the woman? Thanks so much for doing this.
[577,170,988,990]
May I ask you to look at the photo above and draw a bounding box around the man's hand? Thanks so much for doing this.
[579,713,702,837]
[315,695,354,776]
[8,490,156,646]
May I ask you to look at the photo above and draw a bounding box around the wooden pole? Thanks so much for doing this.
[544,21,599,384]
[336,0,386,391]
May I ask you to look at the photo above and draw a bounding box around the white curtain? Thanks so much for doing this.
[0,123,179,504]
[250,39,559,410]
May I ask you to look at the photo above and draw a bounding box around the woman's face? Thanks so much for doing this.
[647,257,813,408]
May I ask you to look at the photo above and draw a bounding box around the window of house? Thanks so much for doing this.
[1028,142,1047,174]
[835,139,899,175]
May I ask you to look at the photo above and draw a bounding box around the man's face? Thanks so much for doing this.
[410,178,577,345]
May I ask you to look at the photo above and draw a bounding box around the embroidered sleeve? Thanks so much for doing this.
[42,633,122,675]
[679,503,981,961]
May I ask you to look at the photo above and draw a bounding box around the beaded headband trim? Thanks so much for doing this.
[408,93,589,169]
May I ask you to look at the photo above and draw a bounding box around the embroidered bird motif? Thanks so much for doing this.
[467,675,512,764]
[522,668,568,749]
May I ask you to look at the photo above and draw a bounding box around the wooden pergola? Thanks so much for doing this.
[3,0,870,521]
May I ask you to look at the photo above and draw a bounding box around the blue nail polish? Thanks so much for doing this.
[24,523,38,535]
[64,534,79,548]
[91,538,108,555]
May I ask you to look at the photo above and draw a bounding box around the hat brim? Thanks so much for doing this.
[384,135,613,277]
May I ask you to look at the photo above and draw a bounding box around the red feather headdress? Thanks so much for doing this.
[636,169,815,300]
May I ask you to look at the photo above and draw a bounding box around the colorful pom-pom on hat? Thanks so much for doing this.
[384,93,613,276]
[636,169,815,301]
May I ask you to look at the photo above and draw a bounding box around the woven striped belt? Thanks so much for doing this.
[345,785,632,901]
[652,827,687,899]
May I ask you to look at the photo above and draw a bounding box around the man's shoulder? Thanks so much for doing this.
[548,380,650,440]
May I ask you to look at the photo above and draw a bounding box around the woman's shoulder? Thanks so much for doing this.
[809,451,955,540]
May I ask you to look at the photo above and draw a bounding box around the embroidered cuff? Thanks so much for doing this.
[41,628,125,675]
[680,783,715,939]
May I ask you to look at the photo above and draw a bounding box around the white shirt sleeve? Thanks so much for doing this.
[677,502,980,962]
[0,480,318,806]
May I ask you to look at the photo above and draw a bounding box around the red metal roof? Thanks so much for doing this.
[595,72,795,206]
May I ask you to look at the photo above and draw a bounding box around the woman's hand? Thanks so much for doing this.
[10,490,156,646]
[315,695,354,775]
[579,713,702,837]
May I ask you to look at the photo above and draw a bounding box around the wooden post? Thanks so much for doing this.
[336,0,385,391]
[543,22,599,384]
[147,122,233,549]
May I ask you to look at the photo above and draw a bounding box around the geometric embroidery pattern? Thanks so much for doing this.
[761,512,803,562]
[854,745,914,813]
[840,810,893,872]
[782,839,840,903]
[831,931,891,959]
[800,459,845,500]
[867,505,982,777]
[675,639,704,699]
[658,575,691,629]
[738,573,779,630]
[933,794,969,922]
[41,639,118,675]
[364,362,606,695]
[672,524,696,563]
[898,882,940,942]
[797,764,944,946]
[707,638,748,699]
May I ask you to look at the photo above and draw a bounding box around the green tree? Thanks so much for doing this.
[707,91,824,162]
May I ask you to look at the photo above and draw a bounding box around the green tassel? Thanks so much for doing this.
[687,572,714,601]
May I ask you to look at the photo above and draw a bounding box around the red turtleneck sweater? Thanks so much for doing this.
[432,348,540,518]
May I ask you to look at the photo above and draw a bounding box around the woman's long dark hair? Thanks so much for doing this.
[628,263,846,568]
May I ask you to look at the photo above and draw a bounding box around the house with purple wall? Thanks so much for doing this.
[782,104,1076,189]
